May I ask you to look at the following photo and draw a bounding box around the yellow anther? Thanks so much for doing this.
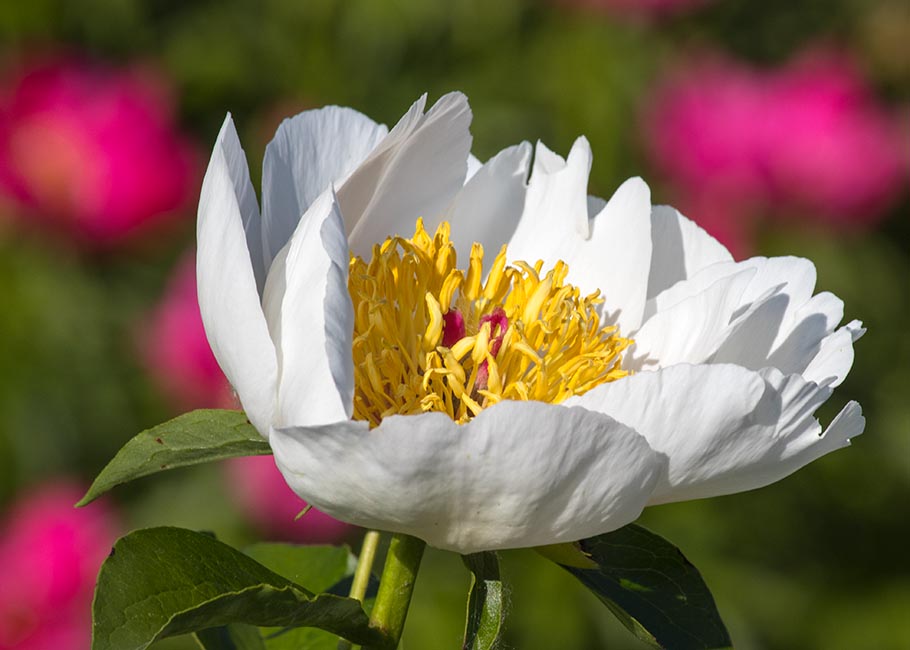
[464,243,484,301]
[523,275,553,324]
[472,322,491,364]
[450,336,476,361]
[422,293,443,352]
[483,247,508,302]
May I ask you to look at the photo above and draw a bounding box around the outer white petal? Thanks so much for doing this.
[566,364,864,505]
[646,205,733,302]
[446,141,532,263]
[260,106,388,269]
[343,92,473,256]
[261,189,353,428]
[626,269,756,371]
[765,291,844,375]
[509,140,653,333]
[642,255,842,375]
[269,401,664,553]
[802,320,865,387]
[197,115,277,437]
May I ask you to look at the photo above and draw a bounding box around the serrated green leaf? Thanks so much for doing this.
[78,409,269,506]
[92,527,381,650]
[546,524,733,650]
[462,552,505,650]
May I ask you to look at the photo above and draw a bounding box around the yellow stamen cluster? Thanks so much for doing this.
[348,219,632,426]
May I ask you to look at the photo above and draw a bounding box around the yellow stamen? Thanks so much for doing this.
[348,219,632,426]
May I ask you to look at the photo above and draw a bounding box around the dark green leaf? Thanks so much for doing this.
[194,544,362,650]
[244,543,354,595]
[92,527,381,650]
[546,524,733,650]
[195,624,265,650]
[462,552,505,650]
[78,409,269,506]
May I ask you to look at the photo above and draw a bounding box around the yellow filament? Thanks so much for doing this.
[348,219,632,426]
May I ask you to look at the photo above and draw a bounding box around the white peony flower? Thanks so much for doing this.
[197,93,864,553]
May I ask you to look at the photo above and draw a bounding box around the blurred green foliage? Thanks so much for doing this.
[1,1,908,649]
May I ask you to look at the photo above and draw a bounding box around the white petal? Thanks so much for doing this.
[643,255,828,372]
[646,205,733,302]
[466,153,482,181]
[509,141,653,334]
[576,177,653,333]
[260,106,388,269]
[566,364,863,504]
[269,401,664,553]
[507,138,592,267]
[626,269,756,371]
[802,320,865,387]
[446,142,532,263]
[197,115,277,436]
[261,189,353,428]
[766,291,844,375]
[344,92,473,256]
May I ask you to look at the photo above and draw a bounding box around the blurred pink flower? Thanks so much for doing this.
[143,254,234,411]
[143,255,354,544]
[556,0,707,20]
[645,51,908,252]
[0,56,198,247]
[226,456,354,544]
[0,483,117,650]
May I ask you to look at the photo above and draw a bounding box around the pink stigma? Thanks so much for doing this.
[442,310,466,348]
[479,308,508,357]
[475,308,509,391]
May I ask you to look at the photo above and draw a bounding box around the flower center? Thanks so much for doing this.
[348,220,632,426]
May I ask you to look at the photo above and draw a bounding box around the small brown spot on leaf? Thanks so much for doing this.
[155,437,164,444]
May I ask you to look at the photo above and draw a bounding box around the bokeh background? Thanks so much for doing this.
[1,1,908,648]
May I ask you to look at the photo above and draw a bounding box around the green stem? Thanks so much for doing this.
[337,530,382,650]
[351,530,382,602]
[363,533,426,650]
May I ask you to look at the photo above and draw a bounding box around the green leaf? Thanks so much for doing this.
[92,527,381,650]
[462,552,505,650]
[545,524,733,650]
[195,624,266,650]
[244,544,354,595]
[195,544,376,650]
[78,409,269,506]
[194,544,362,650]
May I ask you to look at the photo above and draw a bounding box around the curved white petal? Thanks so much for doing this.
[508,141,653,333]
[261,106,388,268]
[262,189,354,428]
[466,153,482,181]
[197,115,277,436]
[765,291,844,375]
[344,92,473,256]
[446,141,532,263]
[576,177,653,333]
[626,269,756,371]
[566,364,864,505]
[269,401,664,553]
[646,205,733,302]
[507,138,592,266]
[802,320,865,387]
